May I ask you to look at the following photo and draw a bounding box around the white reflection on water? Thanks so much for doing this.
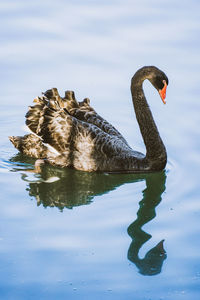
[1,0,200,299]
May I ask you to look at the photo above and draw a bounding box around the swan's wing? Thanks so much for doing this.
[43,88,129,146]
[25,92,135,171]
[71,105,129,146]
[26,95,78,154]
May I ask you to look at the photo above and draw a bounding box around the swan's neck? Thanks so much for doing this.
[131,77,167,169]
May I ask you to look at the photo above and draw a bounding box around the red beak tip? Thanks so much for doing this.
[159,81,167,104]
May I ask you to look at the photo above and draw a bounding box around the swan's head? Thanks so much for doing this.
[132,66,169,104]
[147,67,169,104]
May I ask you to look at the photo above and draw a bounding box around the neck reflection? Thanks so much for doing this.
[127,172,167,275]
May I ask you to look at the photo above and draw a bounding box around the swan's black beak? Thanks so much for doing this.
[159,80,167,104]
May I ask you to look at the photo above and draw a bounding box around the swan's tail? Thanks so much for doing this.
[9,136,22,150]
[9,134,48,158]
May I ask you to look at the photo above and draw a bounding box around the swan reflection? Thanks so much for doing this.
[10,153,167,275]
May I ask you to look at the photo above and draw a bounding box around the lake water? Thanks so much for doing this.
[0,1,200,299]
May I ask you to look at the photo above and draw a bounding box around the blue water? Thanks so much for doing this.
[1,1,200,299]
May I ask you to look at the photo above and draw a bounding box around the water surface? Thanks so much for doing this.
[1,1,200,299]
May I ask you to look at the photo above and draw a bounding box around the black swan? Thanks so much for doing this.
[9,66,168,173]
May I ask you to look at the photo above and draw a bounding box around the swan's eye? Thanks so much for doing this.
[154,77,165,90]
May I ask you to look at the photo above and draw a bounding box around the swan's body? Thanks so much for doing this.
[9,66,169,173]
